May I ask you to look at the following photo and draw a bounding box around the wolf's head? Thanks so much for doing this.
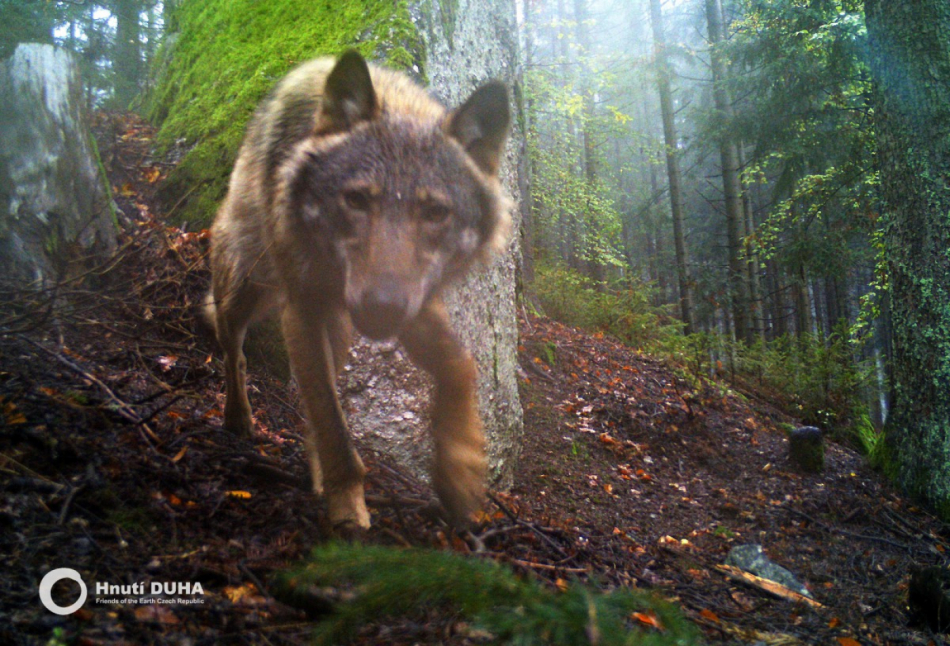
[281,51,511,340]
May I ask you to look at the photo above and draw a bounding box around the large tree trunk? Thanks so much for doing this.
[0,44,115,284]
[401,0,525,487]
[649,0,695,334]
[866,0,950,516]
[706,0,750,344]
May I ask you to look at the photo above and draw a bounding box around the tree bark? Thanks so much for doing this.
[419,0,525,487]
[649,0,695,333]
[0,44,115,283]
[866,0,950,516]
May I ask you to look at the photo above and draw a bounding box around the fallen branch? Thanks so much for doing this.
[715,565,822,608]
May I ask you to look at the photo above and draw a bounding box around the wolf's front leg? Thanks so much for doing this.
[280,302,369,530]
[401,298,487,526]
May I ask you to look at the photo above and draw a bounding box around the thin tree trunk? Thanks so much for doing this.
[794,263,813,338]
[770,260,788,338]
[519,0,537,289]
[706,0,750,344]
[649,0,695,333]
[556,0,581,271]
[739,145,764,342]
[573,0,596,187]
[113,0,142,108]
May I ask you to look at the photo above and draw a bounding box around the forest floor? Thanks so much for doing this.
[1,113,948,646]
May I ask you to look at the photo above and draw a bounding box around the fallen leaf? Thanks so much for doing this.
[227,490,252,499]
[699,608,719,623]
[224,582,258,603]
[143,167,161,183]
[157,355,178,371]
[631,611,663,631]
[837,638,861,646]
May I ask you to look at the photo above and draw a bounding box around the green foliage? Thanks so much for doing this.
[721,0,877,294]
[725,326,876,448]
[0,0,55,60]
[146,0,423,226]
[277,543,701,645]
[534,264,682,350]
[524,61,629,272]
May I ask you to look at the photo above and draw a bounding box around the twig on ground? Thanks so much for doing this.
[488,492,570,559]
[58,483,86,525]
[20,335,161,449]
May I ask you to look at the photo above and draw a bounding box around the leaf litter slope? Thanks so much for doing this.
[0,112,947,645]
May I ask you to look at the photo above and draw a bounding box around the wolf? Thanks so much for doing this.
[204,50,511,531]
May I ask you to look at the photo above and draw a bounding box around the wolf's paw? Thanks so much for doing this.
[224,406,254,438]
[330,519,369,542]
[326,485,371,530]
[433,451,487,528]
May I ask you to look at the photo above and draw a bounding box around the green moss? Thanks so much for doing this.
[146,0,424,226]
[277,543,701,645]
[438,0,459,48]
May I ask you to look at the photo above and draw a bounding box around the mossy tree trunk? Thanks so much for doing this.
[865,0,950,517]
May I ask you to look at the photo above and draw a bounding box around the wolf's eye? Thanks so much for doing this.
[343,189,373,212]
[421,203,451,224]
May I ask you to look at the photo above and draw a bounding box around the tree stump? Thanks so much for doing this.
[788,426,824,472]
[0,43,115,284]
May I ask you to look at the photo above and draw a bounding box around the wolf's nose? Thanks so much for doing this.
[352,282,409,340]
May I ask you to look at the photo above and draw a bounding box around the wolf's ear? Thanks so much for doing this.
[322,50,379,130]
[446,81,510,176]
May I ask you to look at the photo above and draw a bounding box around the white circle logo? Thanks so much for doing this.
[39,568,87,615]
